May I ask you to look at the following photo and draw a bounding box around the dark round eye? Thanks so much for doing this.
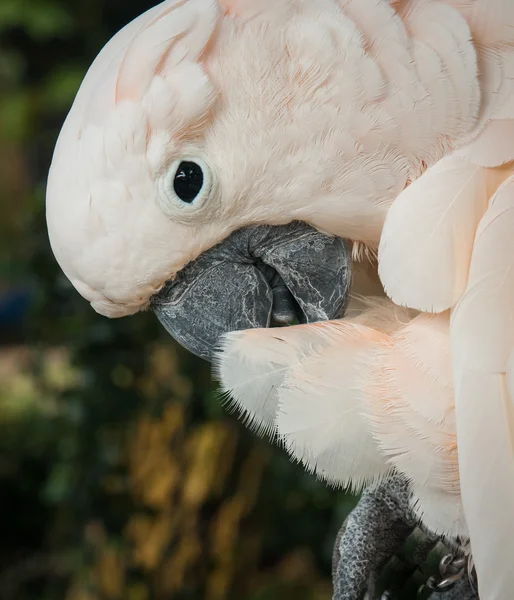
[173,161,204,203]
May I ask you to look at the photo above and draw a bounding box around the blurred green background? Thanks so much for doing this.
[0,2,358,599]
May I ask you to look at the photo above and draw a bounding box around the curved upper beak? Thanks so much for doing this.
[151,222,352,360]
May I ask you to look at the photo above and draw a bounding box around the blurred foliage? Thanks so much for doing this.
[0,2,357,599]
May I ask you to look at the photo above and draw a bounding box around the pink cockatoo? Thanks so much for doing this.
[45,0,514,598]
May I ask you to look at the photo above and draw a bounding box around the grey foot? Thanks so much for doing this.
[332,476,415,600]
[332,476,477,600]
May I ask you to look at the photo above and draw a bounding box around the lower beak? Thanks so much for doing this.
[151,221,351,361]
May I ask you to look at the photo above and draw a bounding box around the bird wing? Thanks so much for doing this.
[216,300,409,488]
[217,299,464,534]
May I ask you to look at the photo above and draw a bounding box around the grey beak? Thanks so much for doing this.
[151,222,351,361]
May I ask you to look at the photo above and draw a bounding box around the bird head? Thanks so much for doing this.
[46,0,406,359]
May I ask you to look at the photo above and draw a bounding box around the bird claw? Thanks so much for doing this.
[426,554,470,594]
[438,554,467,579]
[332,477,478,600]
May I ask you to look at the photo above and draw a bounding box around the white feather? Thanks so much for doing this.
[275,321,392,490]
[451,175,514,372]
[213,323,345,437]
[410,484,467,541]
[379,155,512,313]
[368,313,465,538]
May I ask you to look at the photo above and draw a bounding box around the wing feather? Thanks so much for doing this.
[368,313,466,538]
[379,156,512,312]
[214,321,357,437]
[450,175,514,598]
[216,301,464,538]
[275,321,392,490]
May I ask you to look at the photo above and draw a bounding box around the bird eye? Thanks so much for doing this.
[173,161,205,203]
[158,157,213,219]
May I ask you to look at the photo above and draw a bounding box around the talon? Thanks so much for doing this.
[439,554,453,576]
[450,557,467,571]
[426,566,466,594]
[436,572,466,590]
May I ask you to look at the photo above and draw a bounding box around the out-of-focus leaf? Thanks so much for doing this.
[43,462,75,504]
[0,0,74,39]
[43,67,85,110]
[0,91,32,141]
[0,50,25,85]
